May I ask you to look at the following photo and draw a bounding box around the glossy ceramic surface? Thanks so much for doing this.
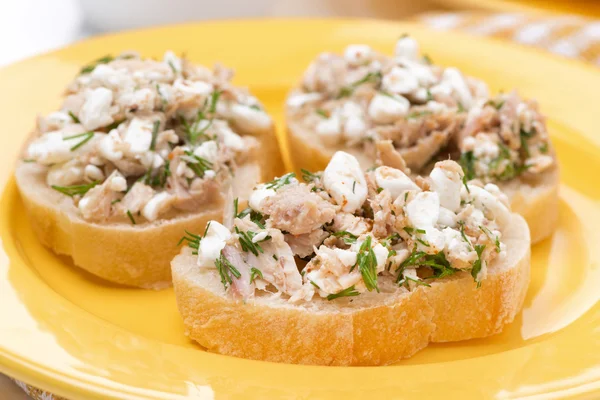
[0,19,599,399]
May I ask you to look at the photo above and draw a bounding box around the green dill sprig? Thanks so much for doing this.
[397,273,431,289]
[68,111,80,123]
[149,120,160,151]
[486,99,505,110]
[234,227,266,256]
[265,172,296,190]
[143,160,171,188]
[80,55,114,74]
[250,267,263,283]
[177,230,201,254]
[51,181,99,197]
[397,249,458,282]
[539,143,549,154]
[126,210,136,225]
[315,109,329,118]
[520,128,536,157]
[215,252,241,289]
[480,225,501,253]
[471,244,486,287]
[403,227,426,235]
[182,150,213,178]
[331,230,358,244]
[233,198,266,228]
[458,221,473,251]
[301,169,319,183]
[336,71,382,99]
[63,131,94,151]
[326,285,360,300]
[354,236,379,292]
[407,110,433,120]
[459,150,476,181]
[180,90,222,143]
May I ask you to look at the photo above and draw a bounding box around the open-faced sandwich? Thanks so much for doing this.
[15,51,283,288]
[286,36,559,243]
[172,151,531,365]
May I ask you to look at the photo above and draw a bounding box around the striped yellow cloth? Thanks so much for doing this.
[419,11,600,66]
[10,10,600,400]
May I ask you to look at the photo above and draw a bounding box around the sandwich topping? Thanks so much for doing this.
[287,36,554,182]
[183,151,511,302]
[24,51,272,223]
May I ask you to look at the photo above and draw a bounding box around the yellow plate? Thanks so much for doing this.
[0,19,599,400]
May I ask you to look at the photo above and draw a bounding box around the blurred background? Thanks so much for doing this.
[2,0,600,68]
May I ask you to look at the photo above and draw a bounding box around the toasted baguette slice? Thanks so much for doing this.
[172,214,530,366]
[286,119,557,244]
[15,129,284,289]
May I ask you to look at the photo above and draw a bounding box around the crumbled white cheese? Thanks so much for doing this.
[344,44,373,66]
[382,66,419,94]
[97,131,124,161]
[79,87,114,130]
[323,151,368,213]
[84,164,105,181]
[368,93,410,124]
[197,221,232,267]
[117,88,156,112]
[316,113,342,145]
[123,118,154,154]
[374,166,420,199]
[251,231,269,243]
[193,140,219,163]
[142,192,174,221]
[173,79,212,97]
[430,164,462,212]
[46,162,83,187]
[27,130,95,165]
[405,191,440,229]
[394,36,420,60]
[109,175,127,192]
[467,185,511,227]
[249,184,276,211]
[229,104,272,133]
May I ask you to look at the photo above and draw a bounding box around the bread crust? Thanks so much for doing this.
[15,127,284,289]
[172,214,530,365]
[286,117,558,244]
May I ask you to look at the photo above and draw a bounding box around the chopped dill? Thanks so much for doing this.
[51,181,99,197]
[126,210,136,225]
[327,285,360,300]
[63,131,94,151]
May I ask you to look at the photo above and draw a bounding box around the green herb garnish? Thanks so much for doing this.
[354,236,379,292]
[459,150,476,181]
[51,181,99,197]
[215,252,241,289]
[336,71,382,99]
[331,230,358,244]
[183,150,213,178]
[149,120,160,151]
[265,172,296,190]
[327,285,360,300]
[80,55,114,74]
[63,131,94,151]
[177,230,201,254]
[471,244,486,287]
[315,109,329,118]
[68,111,80,123]
[250,267,263,283]
[126,210,136,225]
[480,225,501,253]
